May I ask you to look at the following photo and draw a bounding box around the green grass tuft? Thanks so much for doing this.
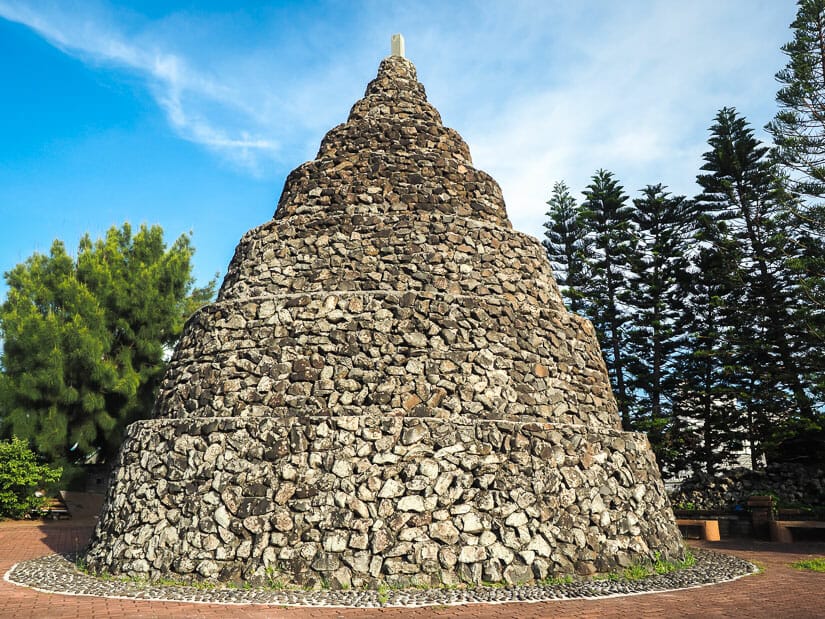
[376,582,390,604]
[792,557,825,572]
[622,564,651,580]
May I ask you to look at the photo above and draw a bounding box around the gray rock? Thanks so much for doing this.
[397,495,425,512]
[323,532,349,553]
[403,332,428,348]
[197,560,219,578]
[377,479,405,499]
[429,521,460,545]
[214,506,231,529]
[461,512,485,533]
[458,546,486,564]
[505,511,528,527]
[504,564,533,585]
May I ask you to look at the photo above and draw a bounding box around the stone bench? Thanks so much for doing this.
[769,520,825,543]
[676,518,720,541]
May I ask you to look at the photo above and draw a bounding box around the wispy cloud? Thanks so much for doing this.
[412,1,796,238]
[0,1,279,174]
[0,0,797,242]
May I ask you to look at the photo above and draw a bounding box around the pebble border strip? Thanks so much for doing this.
[6,549,756,608]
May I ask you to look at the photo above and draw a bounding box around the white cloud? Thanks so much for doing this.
[419,1,797,242]
[0,0,797,234]
[0,1,279,174]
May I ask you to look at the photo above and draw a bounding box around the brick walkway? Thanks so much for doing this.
[1,519,824,618]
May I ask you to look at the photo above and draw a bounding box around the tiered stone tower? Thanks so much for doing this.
[84,45,683,589]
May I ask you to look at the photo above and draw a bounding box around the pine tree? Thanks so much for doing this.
[579,170,636,428]
[543,181,589,313]
[0,224,216,464]
[0,242,118,462]
[672,232,747,475]
[626,185,694,458]
[697,107,818,460]
[766,0,825,389]
[75,224,216,450]
[766,0,825,202]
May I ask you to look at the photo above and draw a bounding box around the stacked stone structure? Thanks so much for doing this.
[83,51,684,588]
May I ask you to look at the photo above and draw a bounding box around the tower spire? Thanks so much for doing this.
[391,33,405,57]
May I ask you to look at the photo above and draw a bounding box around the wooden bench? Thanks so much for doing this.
[769,520,825,543]
[676,518,720,541]
[39,496,71,519]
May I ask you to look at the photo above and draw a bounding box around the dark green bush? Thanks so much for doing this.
[0,436,62,519]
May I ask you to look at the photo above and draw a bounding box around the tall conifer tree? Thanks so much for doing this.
[626,185,694,455]
[767,0,825,202]
[696,108,813,426]
[579,170,636,428]
[697,107,817,459]
[766,0,825,393]
[672,230,747,475]
[543,181,589,313]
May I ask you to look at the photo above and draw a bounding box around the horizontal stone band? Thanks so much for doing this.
[86,414,680,588]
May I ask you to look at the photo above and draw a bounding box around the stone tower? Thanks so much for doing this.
[84,46,684,589]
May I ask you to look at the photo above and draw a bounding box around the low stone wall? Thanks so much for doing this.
[84,415,683,588]
[670,464,825,511]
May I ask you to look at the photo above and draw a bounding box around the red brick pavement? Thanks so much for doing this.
[1,518,824,618]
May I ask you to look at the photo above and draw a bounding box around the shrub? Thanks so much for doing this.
[0,436,62,519]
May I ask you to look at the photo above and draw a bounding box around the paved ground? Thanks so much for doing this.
[1,518,824,618]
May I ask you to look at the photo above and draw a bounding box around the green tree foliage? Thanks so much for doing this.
[543,145,820,472]
[671,225,747,475]
[579,170,637,428]
[0,223,216,464]
[543,181,589,313]
[697,108,819,457]
[766,0,825,382]
[75,225,216,441]
[540,4,825,472]
[0,242,117,463]
[0,436,62,519]
[626,185,694,460]
[767,0,825,202]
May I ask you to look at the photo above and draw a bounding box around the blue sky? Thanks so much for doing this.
[0,1,798,300]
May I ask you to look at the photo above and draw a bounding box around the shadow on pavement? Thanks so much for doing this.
[692,537,825,556]
[27,491,102,557]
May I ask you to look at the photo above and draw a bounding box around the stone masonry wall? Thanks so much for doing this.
[85,415,682,588]
[274,56,507,226]
[218,213,562,310]
[155,292,618,428]
[83,53,684,587]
